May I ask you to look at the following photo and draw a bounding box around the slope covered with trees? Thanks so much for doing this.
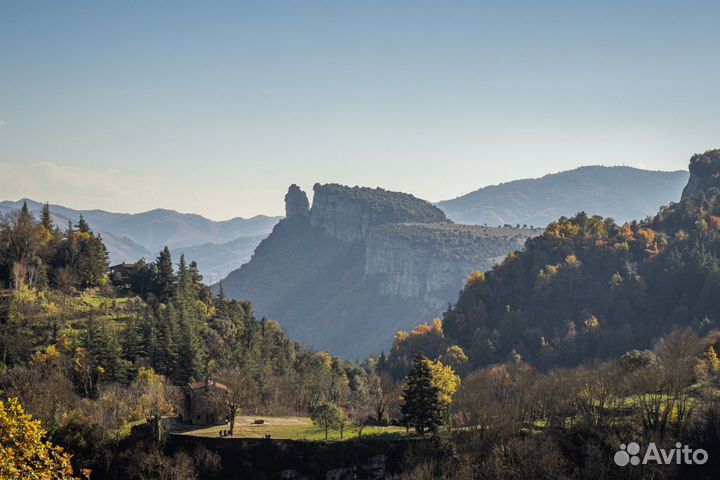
[0,206,397,479]
[0,199,280,282]
[7,154,720,479]
[0,202,109,292]
[386,150,720,373]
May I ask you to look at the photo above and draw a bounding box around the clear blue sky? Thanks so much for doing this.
[1,1,718,219]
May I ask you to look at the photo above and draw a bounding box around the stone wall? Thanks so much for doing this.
[167,435,432,479]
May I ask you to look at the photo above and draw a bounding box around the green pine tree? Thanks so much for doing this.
[188,260,203,285]
[400,353,443,434]
[153,304,179,377]
[177,254,191,300]
[76,215,90,233]
[83,315,126,395]
[40,203,53,231]
[155,247,176,302]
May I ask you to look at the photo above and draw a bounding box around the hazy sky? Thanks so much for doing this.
[1,1,719,219]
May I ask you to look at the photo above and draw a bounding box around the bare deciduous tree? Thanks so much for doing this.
[211,368,257,436]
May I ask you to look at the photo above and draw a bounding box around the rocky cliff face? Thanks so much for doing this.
[309,183,448,242]
[366,223,539,308]
[682,149,720,200]
[285,184,310,218]
[221,184,539,356]
[309,190,372,242]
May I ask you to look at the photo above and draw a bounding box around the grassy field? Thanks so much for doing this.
[174,416,406,441]
[80,294,131,308]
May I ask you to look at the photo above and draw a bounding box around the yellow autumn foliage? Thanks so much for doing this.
[0,397,85,479]
[410,318,443,338]
[394,330,409,343]
[31,344,61,365]
[423,359,460,407]
[466,271,485,286]
[318,351,333,370]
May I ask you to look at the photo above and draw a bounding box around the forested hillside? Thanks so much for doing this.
[5,153,720,479]
[437,166,688,227]
[0,205,386,478]
[386,149,720,374]
[0,199,280,282]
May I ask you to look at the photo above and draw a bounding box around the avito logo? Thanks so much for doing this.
[614,442,708,466]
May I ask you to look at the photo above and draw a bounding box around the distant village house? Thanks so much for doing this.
[181,380,227,425]
[109,262,140,285]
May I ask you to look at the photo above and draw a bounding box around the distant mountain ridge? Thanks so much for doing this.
[437,166,689,227]
[0,199,280,282]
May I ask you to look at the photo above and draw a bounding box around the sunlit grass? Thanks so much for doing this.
[80,295,130,308]
[177,416,406,441]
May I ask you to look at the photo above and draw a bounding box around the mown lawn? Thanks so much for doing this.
[176,416,406,441]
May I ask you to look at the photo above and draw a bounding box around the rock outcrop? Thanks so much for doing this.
[220,183,540,356]
[285,184,310,218]
[366,223,536,308]
[310,183,447,242]
[681,149,720,200]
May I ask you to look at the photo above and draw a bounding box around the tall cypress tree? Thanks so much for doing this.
[155,305,179,377]
[83,314,126,394]
[177,254,190,300]
[155,247,176,303]
[40,203,53,231]
[78,233,109,288]
[401,353,443,434]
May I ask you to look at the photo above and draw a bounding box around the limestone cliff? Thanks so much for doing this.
[309,183,447,242]
[366,223,539,308]
[681,149,720,200]
[221,184,539,357]
[284,184,309,218]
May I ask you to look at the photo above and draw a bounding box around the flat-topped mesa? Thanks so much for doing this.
[284,184,310,218]
[309,183,449,242]
[682,149,720,200]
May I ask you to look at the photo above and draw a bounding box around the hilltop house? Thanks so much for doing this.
[181,380,227,425]
[109,262,140,285]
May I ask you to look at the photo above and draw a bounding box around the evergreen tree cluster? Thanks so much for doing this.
[0,202,109,290]
[0,213,370,414]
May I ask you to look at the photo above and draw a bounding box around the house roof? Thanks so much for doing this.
[110,263,138,269]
